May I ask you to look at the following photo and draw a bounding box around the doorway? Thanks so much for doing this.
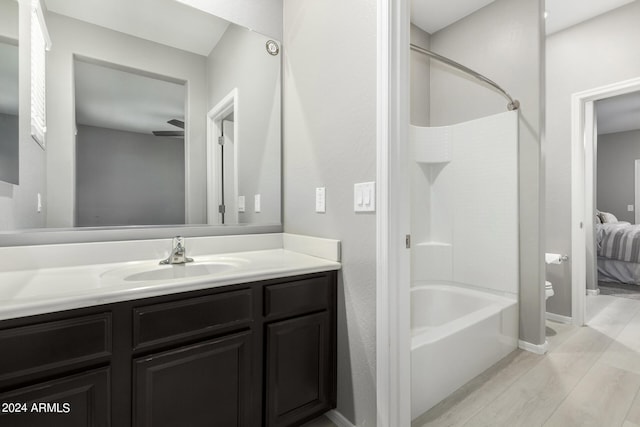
[571,77,640,325]
[206,89,238,225]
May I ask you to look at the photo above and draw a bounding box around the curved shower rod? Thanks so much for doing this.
[410,43,520,111]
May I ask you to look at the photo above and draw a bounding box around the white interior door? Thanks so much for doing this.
[222,119,237,224]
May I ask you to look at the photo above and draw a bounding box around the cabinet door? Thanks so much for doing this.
[265,311,332,427]
[0,368,111,427]
[133,331,252,427]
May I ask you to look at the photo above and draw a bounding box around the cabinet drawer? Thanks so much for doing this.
[264,276,331,319]
[0,368,110,427]
[0,313,112,385]
[133,289,252,351]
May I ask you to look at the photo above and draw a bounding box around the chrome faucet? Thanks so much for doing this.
[160,236,194,265]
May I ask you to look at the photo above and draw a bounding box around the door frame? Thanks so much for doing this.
[206,88,239,225]
[571,77,640,326]
[376,0,411,426]
[635,159,640,224]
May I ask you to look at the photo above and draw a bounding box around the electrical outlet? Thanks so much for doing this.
[628,204,634,212]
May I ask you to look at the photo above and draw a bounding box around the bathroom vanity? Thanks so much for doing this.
[0,235,340,427]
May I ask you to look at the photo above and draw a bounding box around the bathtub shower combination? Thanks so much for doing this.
[410,111,519,419]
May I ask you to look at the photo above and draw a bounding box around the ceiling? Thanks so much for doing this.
[596,91,640,135]
[411,0,495,34]
[44,0,230,56]
[411,0,635,35]
[545,0,636,35]
[74,60,184,135]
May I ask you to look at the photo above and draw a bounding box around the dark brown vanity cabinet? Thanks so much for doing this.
[263,276,336,427]
[0,271,337,427]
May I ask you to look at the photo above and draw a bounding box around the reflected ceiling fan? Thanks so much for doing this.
[152,119,184,137]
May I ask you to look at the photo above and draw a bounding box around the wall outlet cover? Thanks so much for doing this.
[316,187,326,213]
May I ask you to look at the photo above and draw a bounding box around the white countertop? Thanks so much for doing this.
[0,235,341,321]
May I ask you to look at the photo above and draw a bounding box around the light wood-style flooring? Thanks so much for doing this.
[413,294,640,427]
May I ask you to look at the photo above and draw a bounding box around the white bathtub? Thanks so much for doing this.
[411,283,518,420]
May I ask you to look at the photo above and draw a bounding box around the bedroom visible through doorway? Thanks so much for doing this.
[593,90,640,301]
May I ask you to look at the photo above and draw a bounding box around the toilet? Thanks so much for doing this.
[545,280,554,300]
[544,253,564,300]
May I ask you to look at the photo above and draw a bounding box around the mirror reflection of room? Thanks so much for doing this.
[0,0,19,186]
[74,60,186,227]
[0,0,281,232]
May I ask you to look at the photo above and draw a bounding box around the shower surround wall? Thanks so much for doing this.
[410,112,519,292]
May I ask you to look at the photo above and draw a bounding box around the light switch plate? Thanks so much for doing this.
[316,187,326,213]
[354,182,375,212]
[628,204,634,212]
[238,196,245,212]
[254,194,261,213]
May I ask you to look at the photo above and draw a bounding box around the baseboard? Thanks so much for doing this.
[546,312,573,324]
[518,339,548,355]
[325,410,356,427]
[586,288,601,296]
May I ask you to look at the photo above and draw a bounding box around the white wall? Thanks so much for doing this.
[75,125,185,226]
[0,0,47,231]
[207,24,281,225]
[44,12,207,227]
[283,0,377,424]
[546,1,640,316]
[428,0,545,344]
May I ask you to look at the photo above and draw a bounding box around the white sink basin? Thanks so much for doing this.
[124,262,236,282]
[100,257,249,283]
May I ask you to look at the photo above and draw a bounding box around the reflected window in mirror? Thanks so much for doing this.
[30,0,50,148]
[0,0,19,185]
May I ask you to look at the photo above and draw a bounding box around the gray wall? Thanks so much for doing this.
[410,24,430,127]
[429,0,545,344]
[207,24,281,225]
[76,125,185,226]
[283,0,377,425]
[596,129,640,224]
[45,12,207,227]
[0,0,47,231]
[0,113,19,185]
[546,1,640,317]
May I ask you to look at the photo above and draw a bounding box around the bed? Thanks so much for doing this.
[596,219,640,284]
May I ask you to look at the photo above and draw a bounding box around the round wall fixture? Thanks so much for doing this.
[266,40,280,56]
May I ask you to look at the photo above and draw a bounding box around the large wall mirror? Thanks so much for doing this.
[0,0,19,186]
[2,0,281,244]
